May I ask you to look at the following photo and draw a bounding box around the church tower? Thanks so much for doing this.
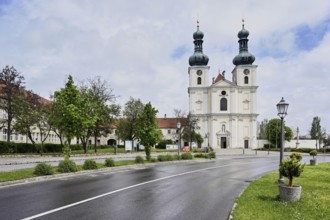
[231,20,258,149]
[188,20,258,149]
[188,21,210,116]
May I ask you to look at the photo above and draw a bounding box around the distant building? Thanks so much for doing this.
[188,21,258,149]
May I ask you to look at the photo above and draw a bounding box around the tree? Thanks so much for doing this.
[14,90,52,154]
[310,116,324,149]
[258,119,268,139]
[36,104,52,153]
[182,113,200,150]
[265,118,293,147]
[116,97,144,148]
[12,90,42,147]
[79,77,120,153]
[0,66,25,142]
[137,102,162,160]
[51,75,96,154]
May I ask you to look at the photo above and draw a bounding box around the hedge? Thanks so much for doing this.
[0,141,117,154]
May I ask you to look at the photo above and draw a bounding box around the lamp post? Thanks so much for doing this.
[190,124,195,152]
[276,97,289,184]
[205,132,209,151]
[177,122,181,156]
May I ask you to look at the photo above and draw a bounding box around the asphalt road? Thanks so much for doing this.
[0,155,287,220]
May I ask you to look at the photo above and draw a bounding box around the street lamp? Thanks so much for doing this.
[177,122,181,156]
[190,124,195,152]
[276,97,289,184]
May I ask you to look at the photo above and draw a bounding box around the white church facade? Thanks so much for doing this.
[188,22,258,149]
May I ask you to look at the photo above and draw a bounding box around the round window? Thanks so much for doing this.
[221,91,226,95]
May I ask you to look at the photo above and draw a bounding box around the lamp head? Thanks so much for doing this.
[277,97,289,119]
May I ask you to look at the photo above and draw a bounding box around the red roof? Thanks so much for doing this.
[157,118,187,129]
[213,73,224,84]
[0,81,50,105]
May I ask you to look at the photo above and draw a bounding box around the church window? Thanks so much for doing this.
[244,76,249,84]
[197,77,202,85]
[221,90,226,95]
[220,98,227,111]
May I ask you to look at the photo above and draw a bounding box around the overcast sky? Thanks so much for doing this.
[0,0,329,135]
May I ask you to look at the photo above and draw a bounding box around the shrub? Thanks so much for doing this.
[105,158,115,167]
[149,157,157,163]
[181,152,193,160]
[58,159,78,173]
[165,154,174,161]
[34,162,54,176]
[135,155,144,164]
[173,154,180,160]
[194,153,210,158]
[208,151,216,159]
[71,144,83,151]
[309,150,318,159]
[83,159,98,170]
[157,154,176,162]
[157,155,167,162]
[290,152,302,161]
[156,139,173,149]
[42,143,63,153]
[279,153,305,186]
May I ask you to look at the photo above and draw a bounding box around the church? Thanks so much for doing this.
[188,21,258,149]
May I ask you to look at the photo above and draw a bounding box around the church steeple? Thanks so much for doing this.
[189,21,209,66]
[233,20,255,66]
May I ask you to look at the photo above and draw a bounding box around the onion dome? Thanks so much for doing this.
[189,21,209,66]
[233,20,255,66]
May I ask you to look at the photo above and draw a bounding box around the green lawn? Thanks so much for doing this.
[0,160,142,182]
[232,163,330,220]
[0,169,36,182]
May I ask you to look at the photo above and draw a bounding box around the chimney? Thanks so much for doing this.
[164,114,167,118]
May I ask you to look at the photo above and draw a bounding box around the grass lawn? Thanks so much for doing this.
[0,169,36,182]
[232,163,330,220]
[0,159,143,182]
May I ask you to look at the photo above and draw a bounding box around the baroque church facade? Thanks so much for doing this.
[188,22,258,149]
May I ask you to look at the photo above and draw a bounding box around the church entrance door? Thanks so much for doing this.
[221,137,227,149]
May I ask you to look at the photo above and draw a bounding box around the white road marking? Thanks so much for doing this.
[22,160,277,220]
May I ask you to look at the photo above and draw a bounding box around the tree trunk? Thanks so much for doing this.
[145,146,151,161]
[27,132,36,151]
[6,118,11,143]
[288,178,293,187]
[94,135,97,153]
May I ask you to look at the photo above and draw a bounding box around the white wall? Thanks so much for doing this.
[257,139,319,149]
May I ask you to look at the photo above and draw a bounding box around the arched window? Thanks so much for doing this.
[197,77,202,85]
[244,76,249,84]
[220,98,227,111]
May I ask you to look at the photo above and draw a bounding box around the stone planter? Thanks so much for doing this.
[279,184,302,202]
[310,159,317,166]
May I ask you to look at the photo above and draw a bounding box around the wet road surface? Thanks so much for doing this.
[1,155,329,220]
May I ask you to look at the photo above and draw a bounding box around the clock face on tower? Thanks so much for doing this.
[244,69,250,75]
[197,70,202,76]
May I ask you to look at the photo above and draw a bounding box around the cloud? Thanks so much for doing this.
[0,0,330,135]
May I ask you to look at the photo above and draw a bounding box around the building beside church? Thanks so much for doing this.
[188,22,258,149]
